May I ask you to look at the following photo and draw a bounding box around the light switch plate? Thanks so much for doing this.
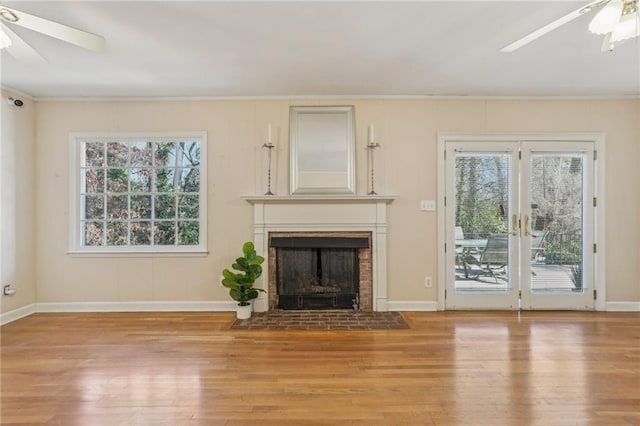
[420,200,436,211]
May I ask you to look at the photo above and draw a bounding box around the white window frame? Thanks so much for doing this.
[69,132,208,255]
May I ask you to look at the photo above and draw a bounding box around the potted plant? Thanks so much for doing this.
[221,241,265,319]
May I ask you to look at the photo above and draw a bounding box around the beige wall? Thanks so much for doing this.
[1,90,37,314]
[590,101,640,301]
[31,98,639,307]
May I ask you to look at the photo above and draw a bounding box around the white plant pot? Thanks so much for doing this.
[236,303,252,320]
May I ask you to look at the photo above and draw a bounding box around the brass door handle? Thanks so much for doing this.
[523,214,530,237]
[511,214,519,236]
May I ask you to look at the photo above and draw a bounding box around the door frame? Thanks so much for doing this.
[437,133,606,311]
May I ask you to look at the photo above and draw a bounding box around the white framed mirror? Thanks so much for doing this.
[290,105,355,194]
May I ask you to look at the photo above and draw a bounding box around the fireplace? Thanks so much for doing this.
[244,195,394,312]
[268,232,373,311]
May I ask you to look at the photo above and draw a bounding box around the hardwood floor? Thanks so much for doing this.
[1,311,639,425]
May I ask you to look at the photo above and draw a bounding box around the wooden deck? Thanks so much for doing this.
[455,262,578,292]
[1,311,639,425]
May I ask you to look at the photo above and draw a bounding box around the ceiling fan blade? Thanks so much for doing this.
[501,0,609,52]
[0,6,105,53]
[1,23,46,63]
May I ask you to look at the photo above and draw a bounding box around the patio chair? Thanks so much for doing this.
[454,226,482,278]
[530,230,548,262]
[462,233,509,282]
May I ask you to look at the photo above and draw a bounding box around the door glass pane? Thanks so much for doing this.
[454,153,511,292]
[529,153,585,293]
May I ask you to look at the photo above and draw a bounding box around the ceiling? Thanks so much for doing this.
[1,1,639,99]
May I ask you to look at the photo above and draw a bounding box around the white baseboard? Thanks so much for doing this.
[387,301,438,311]
[606,302,640,312]
[36,301,237,313]
[1,303,37,325]
[1,301,237,325]
[2,300,439,324]
[6,300,632,325]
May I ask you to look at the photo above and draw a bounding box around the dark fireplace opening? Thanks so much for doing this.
[272,237,367,310]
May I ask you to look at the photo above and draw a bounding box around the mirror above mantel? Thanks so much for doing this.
[289,105,355,195]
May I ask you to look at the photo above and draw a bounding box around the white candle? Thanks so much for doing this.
[368,125,375,144]
[268,124,272,143]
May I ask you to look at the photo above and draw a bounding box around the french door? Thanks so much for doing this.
[444,140,595,310]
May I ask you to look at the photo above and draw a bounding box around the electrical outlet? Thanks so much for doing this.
[424,276,432,288]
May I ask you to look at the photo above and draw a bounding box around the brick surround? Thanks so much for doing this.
[268,231,373,311]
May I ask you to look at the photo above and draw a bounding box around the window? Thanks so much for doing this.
[69,132,207,254]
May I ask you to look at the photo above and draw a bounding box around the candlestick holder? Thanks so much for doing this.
[367,141,381,195]
[263,142,276,195]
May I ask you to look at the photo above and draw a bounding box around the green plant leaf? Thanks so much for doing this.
[246,264,262,280]
[229,288,243,302]
[222,269,236,280]
[242,241,255,257]
[221,278,238,289]
[245,288,259,300]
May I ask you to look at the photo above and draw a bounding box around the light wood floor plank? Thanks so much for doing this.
[1,311,639,425]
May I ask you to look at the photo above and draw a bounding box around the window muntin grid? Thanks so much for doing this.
[74,135,205,253]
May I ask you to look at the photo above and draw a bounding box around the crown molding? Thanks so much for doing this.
[0,85,36,101]
[30,94,640,103]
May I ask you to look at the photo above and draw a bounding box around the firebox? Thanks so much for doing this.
[271,236,369,310]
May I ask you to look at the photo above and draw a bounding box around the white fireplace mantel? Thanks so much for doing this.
[244,194,396,312]
[243,195,397,204]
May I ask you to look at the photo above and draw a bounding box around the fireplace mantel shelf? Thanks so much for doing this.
[243,195,397,204]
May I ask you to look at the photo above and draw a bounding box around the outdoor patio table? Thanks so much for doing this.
[455,239,488,278]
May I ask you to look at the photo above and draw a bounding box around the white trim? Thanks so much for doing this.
[2,300,636,325]
[437,136,447,311]
[67,250,209,258]
[33,95,640,102]
[68,132,208,254]
[606,302,640,312]
[593,135,606,311]
[1,303,37,325]
[387,301,438,311]
[0,85,36,100]
[36,301,236,313]
[243,195,397,203]
[438,132,605,143]
[0,301,239,325]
